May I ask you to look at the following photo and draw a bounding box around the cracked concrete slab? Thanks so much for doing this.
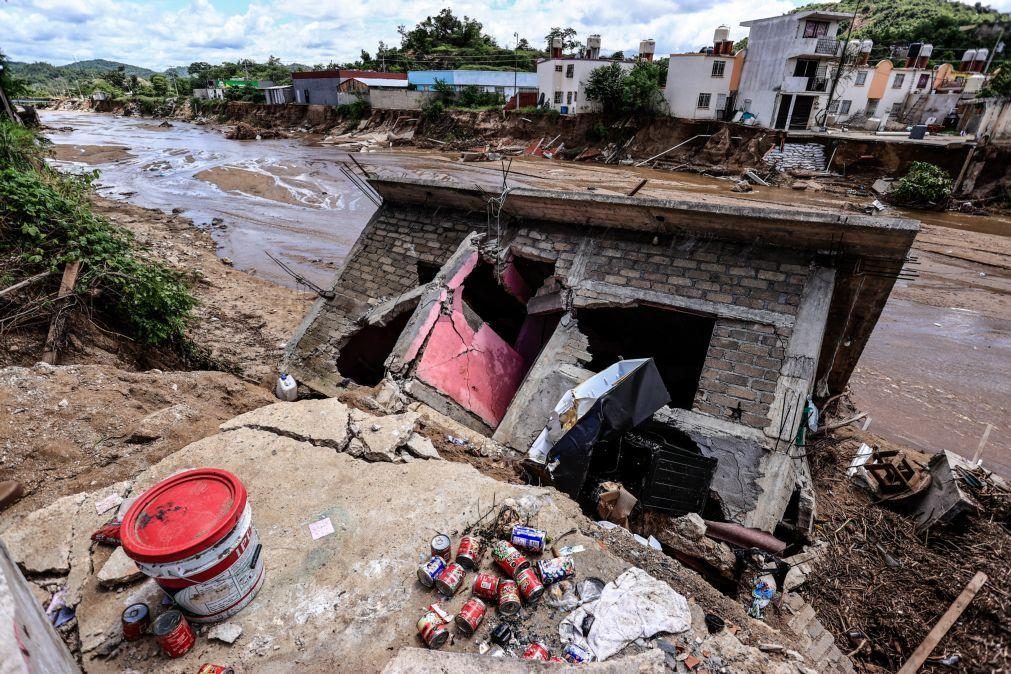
[382,648,667,672]
[349,409,419,462]
[66,482,132,607]
[1,491,85,575]
[96,547,143,589]
[404,433,441,460]
[220,397,352,450]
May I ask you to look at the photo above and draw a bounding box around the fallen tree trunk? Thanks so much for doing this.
[41,261,82,365]
[0,271,52,299]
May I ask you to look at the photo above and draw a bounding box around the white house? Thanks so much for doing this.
[736,10,852,129]
[536,35,634,114]
[664,27,745,120]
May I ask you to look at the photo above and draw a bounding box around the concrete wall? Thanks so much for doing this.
[959,97,1011,141]
[665,54,735,119]
[536,58,634,114]
[409,70,537,99]
[370,89,438,111]
[293,77,339,105]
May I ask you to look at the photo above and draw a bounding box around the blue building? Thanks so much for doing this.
[407,70,537,100]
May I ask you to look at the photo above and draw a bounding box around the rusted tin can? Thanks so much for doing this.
[151,610,195,658]
[197,665,235,674]
[418,556,447,588]
[522,642,550,661]
[434,561,466,596]
[472,572,500,601]
[537,556,575,585]
[431,534,452,562]
[510,525,547,553]
[456,535,483,570]
[121,603,150,642]
[491,540,530,577]
[497,579,522,617]
[454,597,487,636]
[515,567,545,603]
[418,610,450,649]
[563,643,593,663]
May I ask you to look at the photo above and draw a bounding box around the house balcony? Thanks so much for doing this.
[793,37,842,59]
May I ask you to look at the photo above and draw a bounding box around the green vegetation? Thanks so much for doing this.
[979,64,1011,97]
[335,98,372,123]
[584,61,666,116]
[892,161,954,207]
[0,120,196,344]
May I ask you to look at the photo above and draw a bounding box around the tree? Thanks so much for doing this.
[102,66,126,90]
[0,50,30,99]
[398,9,495,52]
[129,74,139,91]
[584,62,626,113]
[516,38,532,51]
[609,51,625,61]
[892,162,953,208]
[150,73,168,97]
[979,65,1011,98]
[545,27,580,53]
[584,61,665,116]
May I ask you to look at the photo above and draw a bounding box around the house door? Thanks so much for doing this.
[789,95,815,129]
[775,95,793,129]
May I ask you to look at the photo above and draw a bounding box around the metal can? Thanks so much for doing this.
[456,535,483,570]
[515,567,545,603]
[491,622,512,645]
[522,642,551,661]
[197,666,235,674]
[537,556,575,585]
[497,579,522,617]
[454,597,487,636]
[418,610,450,649]
[472,572,500,601]
[121,603,150,642]
[434,561,466,596]
[418,555,447,588]
[431,534,452,562]
[151,610,195,658]
[510,525,547,554]
[563,643,594,663]
[491,540,530,577]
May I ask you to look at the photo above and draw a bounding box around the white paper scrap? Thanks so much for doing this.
[309,517,335,540]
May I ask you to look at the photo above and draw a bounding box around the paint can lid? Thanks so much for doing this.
[121,468,247,563]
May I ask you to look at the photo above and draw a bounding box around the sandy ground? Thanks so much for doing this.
[50,144,134,164]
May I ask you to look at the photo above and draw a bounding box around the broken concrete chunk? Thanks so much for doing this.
[351,410,420,461]
[208,622,243,644]
[220,398,351,450]
[127,403,198,443]
[405,433,442,460]
[654,514,737,579]
[0,492,86,574]
[97,547,143,588]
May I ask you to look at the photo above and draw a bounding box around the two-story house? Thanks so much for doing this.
[536,35,634,114]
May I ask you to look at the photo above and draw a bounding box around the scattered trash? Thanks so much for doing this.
[747,576,776,619]
[704,613,725,634]
[510,525,547,553]
[446,435,468,446]
[430,534,452,561]
[121,603,150,642]
[207,622,243,645]
[309,517,335,540]
[491,622,512,645]
[596,482,637,527]
[418,609,450,649]
[152,609,195,658]
[275,373,298,401]
[557,544,585,556]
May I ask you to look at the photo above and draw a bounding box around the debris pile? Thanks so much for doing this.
[762,143,828,173]
[226,122,287,140]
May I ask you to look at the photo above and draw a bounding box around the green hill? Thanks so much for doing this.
[8,59,159,96]
[63,59,156,77]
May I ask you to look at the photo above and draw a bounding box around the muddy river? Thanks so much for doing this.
[41,110,1009,476]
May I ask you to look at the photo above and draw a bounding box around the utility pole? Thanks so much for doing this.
[983,29,1005,74]
[821,6,859,131]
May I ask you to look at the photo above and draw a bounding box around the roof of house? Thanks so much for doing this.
[348,77,410,88]
[741,10,852,27]
[291,70,408,81]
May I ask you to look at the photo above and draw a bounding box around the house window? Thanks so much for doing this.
[566,91,572,104]
[803,20,830,38]
[794,59,818,78]
[566,64,574,78]
[839,100,851,114]
[711,61,726,77]
[554,91,562,104]
[866,99,879,115]
[827,99,840,113]
[573,90,578,101]
[917,73,930,89]
[697,93,711,109]
[892,73,905,88]
[890,101,902,116]
[855,71,867,85]
[555,65,563,72]
[743,99,752,112]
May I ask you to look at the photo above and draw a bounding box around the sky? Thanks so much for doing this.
[4,0,1011,71]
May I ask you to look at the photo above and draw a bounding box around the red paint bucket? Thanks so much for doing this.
[151,610,195,658]
[454,597,486,636]
[121,469,265,623]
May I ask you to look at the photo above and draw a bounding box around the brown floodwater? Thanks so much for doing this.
[41,110,1009,476]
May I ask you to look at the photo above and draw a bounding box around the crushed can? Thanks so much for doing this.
[431,534,452,562]
[563,643,594,663]
[510,525,547,554]
[418,556,447,588]
[151,610,194,658]
[491,540,530,577]
[491,622,512,645]
[197,666,235,674]
[418,610,450,649]
[472,572,500,601]
[454,597,487,636]
[522,642,551,661]
[121,603,150,642]
[537,556,575,585]
[456,535,483,570]
[497,579,522,617]
[435,561,466,596]
[515,567,545,603]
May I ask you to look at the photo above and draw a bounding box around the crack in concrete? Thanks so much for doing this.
[220,423,350,452]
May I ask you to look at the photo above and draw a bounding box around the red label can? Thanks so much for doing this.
[497,579,522,617]
[456,535,483,570]
[515,567,545,603]
[431,534,452,562]
[151,610,194,658]
[472,572,500,601]
[522,642,551,661]
[121,603,150,642]
[454,597,487,636]
[435,562,466,596]
[491,540,530,577]
[197,666,235,674]
[418,610,449,649]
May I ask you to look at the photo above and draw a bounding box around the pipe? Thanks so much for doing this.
[703,520,787,556]
[634,135,712,166]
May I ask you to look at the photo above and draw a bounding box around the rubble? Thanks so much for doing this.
[207,622,244,644]
[95,547,143,588]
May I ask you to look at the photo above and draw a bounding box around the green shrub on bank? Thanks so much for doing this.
[892,162,953,208]
[335,99,371,124]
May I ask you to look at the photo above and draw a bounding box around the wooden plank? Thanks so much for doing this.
[971,423,993,464]
[41,261,82,365]
[897,571,988,674]
[0,271,52,299]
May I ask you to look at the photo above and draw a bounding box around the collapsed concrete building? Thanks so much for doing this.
[285,177,918,532]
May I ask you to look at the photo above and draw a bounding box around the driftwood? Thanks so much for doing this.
[0,271,52,299]
[897,572,988,674]
[41,260,82,365]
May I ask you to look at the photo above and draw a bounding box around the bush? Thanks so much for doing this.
[421,98,446,122]
[0,120,50,170]
[335,98,371,123]
[585,121,608,143]
[892,162,953,208]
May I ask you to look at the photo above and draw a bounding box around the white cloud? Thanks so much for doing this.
[2,0,1009,69]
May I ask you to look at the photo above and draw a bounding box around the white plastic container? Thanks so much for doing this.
[275,373,297,401]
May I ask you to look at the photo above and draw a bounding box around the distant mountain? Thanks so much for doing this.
[164,65,190,77]
[62,59,156,77]
[8,59,162,95]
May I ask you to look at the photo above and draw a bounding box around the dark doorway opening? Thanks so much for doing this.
[335,308,415,386]
[788,95,815,130]
[775,95,793,130]
[510,256,556,292]
[461,261,529,344]
[576,305,714,409]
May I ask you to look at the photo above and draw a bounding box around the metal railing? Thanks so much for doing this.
[814,38,840,56]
